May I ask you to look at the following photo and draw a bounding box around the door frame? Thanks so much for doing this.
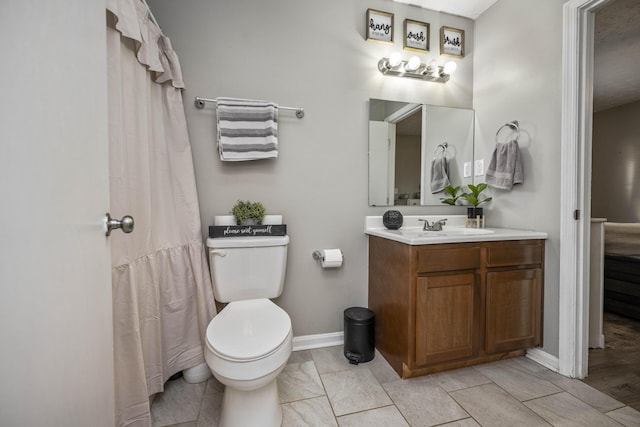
[559,0,612,378]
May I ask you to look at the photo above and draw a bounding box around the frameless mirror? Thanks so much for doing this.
[368,98,474,206]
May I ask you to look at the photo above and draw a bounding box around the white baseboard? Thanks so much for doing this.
[292,333,561,375]
[589,334,605,350]
[526,348,559,372]
[292,331,344,351]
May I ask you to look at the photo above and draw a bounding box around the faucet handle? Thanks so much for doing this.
[418,218,430,230]
[428,218,447,231]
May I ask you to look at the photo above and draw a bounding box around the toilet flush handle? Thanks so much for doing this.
[210,249,227,257]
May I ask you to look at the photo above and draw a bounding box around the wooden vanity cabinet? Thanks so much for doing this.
[415,246,481,366]
[368,236,544,379]
[485,241,544,354]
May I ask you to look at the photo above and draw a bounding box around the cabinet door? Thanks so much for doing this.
[486,268,542,353]
[415,273,478,366]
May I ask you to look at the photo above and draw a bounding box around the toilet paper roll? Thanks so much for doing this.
[321,249,343,268]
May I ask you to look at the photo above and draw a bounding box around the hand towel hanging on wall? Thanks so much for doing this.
[430,143,450,193]
[216,97,278,161]
[485,140,523,190]
[430,157,450,193]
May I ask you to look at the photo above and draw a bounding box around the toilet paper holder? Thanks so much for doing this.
[312,249,344,265]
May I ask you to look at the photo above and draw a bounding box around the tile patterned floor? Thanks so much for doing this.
[151,346,640,427]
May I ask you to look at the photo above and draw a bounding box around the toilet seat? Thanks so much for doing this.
[206,298,292,362]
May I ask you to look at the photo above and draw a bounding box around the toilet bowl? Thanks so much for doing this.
[205,298,292,427]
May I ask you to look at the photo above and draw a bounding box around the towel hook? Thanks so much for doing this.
[495,120,520,143]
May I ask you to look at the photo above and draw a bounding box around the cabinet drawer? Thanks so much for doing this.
[487,241,542,268]
[417,247,481,273]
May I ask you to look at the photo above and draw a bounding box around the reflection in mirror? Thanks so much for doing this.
[368,99,474,206]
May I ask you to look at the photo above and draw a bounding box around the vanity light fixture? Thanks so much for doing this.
[378,55,457,83]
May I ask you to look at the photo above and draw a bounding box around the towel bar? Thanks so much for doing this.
[194,96,305,119]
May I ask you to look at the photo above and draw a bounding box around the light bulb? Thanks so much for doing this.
[389,52,402,67]
[407,56,421,71]
[443,61,457,75]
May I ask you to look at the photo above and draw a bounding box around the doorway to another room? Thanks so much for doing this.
[578,0,640,411]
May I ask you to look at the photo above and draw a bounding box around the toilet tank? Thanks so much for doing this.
[206,235,289,303]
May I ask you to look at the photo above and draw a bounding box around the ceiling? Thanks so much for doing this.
[391,0,497,19]
[594,0,640,111]
[392,0,640,112]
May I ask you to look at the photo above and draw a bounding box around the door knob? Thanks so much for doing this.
[105,213,135,237]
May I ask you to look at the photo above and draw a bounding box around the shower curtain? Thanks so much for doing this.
[106,1,216,425]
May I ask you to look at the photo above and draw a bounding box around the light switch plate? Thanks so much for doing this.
[474,159,484,176]
[464,161,472,178]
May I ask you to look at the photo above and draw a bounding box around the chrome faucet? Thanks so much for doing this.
[419,218,448,231]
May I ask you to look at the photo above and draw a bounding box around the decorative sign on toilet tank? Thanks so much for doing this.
[209,224,287,238]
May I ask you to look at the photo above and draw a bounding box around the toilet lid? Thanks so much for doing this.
[207,298,291,361]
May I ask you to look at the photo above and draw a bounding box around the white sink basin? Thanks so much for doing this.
[397,227,495,237]
[365,215,548,245]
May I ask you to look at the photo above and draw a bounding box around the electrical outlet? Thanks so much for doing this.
[474,159,484,176]
[464,161,472,178]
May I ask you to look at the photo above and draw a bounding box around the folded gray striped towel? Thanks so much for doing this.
[216,97,278,161]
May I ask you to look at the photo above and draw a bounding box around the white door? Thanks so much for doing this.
[0,1,115,425]
[369,121,396,206]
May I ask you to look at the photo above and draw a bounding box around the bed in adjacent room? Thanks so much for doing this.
[603,222,640,321]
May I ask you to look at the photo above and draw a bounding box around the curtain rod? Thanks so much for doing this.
[194,97,305,119]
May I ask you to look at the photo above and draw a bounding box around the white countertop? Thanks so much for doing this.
[365,215,548,245]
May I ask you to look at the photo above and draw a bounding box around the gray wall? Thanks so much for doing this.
[473,0,564,356]
[592,100,640,222]
[148,0,474,337]
[149,0,569,358]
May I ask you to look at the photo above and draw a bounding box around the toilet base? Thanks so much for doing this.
[183,362,212,384]
[219,378,282,427]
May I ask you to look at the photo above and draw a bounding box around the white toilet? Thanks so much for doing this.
[204,234,292,427]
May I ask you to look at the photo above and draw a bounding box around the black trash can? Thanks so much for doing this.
[343,307,375,364]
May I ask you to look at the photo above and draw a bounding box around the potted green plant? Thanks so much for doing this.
[232,200,266,225]
[440,185,462,206]
[461,183,492,218]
